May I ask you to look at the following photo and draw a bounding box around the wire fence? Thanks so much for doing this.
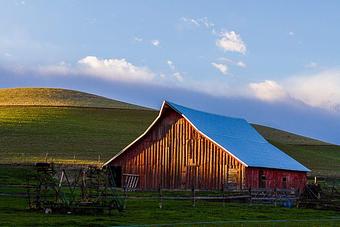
[1,169,340,227]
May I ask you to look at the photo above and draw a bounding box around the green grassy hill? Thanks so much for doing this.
[0,87,339,176]
[252,124,340,176]
[252,124,329,145]
[0,87,149,110]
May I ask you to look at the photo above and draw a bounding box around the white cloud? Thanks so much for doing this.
[181,17,214,29]
[38,56,155,83]
[216,31,246,54]
[285,70,340,112]
[288,31,295,36]
[181,17,200,27]
[167,60,175,70]
[248,69,340,112]
[199,17,214,29]
[211,62,228,75]
[15,0,25,5]
[37,61,71,75]
[249,80,287,102]
[304,62,318,68]
[173,72,184,82]
[151,39,160,47]
[3,52,12,57]
[236,61,246,68]
[216,58,246,71]
[77,56,155,82]
[133,37,143,42]
[165,60,184,82]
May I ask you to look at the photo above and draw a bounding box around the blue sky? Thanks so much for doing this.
[1,0,340,144]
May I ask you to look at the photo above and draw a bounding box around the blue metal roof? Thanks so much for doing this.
[166,101,310,172]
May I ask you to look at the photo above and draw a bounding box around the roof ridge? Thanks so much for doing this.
[206,133,268,143]
[165,100,245,121]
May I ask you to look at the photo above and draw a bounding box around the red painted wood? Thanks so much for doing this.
[109,106,307,191]
[245,167,307,191]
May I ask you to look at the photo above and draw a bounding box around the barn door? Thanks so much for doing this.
[259,170,266,188]
[109,166,122,187]
[227,168,239,189]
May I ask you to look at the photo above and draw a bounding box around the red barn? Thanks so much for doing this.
[104,101,310,191]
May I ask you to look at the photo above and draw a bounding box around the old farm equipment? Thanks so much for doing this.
[26,163,124,214]
[298,182,340,211]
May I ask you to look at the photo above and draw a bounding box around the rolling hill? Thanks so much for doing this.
[0,87,149,110]
[0,87,339,176]
[252,124,329,145]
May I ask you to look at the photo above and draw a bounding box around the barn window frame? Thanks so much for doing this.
[282,176,287,189]
[259,170,266,188]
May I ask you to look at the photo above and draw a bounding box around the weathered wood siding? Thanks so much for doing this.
[245,168,307,191]
[109,106,308,191]
[110,107,245,190]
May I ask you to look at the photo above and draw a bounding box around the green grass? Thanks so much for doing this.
[1,166,340,227]
[0,87,150,110]
[0,87,340,176]
[253,124,329,145]
[1,105,340,176]
[2,196,340,226]
[271,142,340,176]
[0,106,157,162]
[1,89,340,226]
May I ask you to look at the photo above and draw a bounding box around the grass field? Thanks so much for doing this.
[0,88,340,176]
[0,106,156,162]
[2,196,340,226]
[272,142,340,176]
[0,88,149,110]
[1,88,340,226]
[252,124,329,145]
[1,106,340,175]
[1,165,340,227]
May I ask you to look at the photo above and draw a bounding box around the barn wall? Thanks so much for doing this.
[245,167,307,191]
[110,107,245,190]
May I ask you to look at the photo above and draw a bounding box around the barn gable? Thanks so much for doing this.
[105,101,309,173]
[105,106,246,189]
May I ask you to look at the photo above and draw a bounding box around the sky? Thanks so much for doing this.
[1,0,340,144]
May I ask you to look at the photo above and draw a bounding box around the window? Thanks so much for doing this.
[259,170,266,188]
[282,177,287,189]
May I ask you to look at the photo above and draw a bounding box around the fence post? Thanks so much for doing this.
[123,186,127,209]
[192,186,196,207]
[45,153,49,162]
[222,183,225,208]
[274,188,277,207]
[159,186,163,209]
